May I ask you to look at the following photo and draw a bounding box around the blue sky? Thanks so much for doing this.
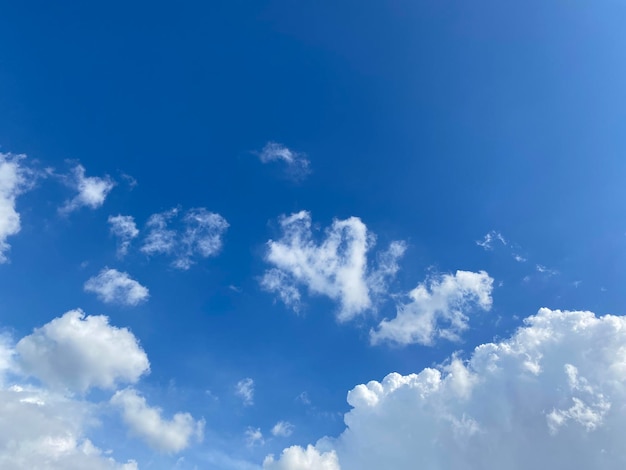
[1,1,626,469]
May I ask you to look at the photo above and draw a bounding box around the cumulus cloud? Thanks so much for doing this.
[60,164,115,213]
[263,445,339,470]
[0,334,136,469]
[108,215,139,257]
[261,211,406,321]
[257,142,311,181]
[271,421,295,437]
[0,153,34,263]
[84,268,149,306]
[476,230,506,250]
[111,388,204,453]
[235,378,255,406]
[265,308,626,470]
[371,270,494,346]
[141,207,229,269]
[16,309,150,392]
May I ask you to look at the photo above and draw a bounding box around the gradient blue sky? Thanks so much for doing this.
[1,2,626,469]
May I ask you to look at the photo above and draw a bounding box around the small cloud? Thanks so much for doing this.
[245,427,264,447]
[536,264,558,276]
[84,268,149,306]
[297,392,311,405]
[513,254,527,263]
[573,280,582,288]
[109,215,139,257]
[256,142,311,181]
[235,378,254,406]
[60,164,115,214]
[271,421,294,437]
[476,231,507,251]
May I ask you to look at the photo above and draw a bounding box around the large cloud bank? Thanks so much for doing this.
[264,308,626,469]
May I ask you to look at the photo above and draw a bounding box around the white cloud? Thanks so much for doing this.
[60,164,115,213]
[371,270,494,346]
[141,207,229,269]
[271,421,295,437]
[111,388,205,454]
[261,211,405,321]
[265,308,626,470]
[16,309,149,392]
[0,153,34,263]
[257,142,311,181]
[108,215,139,257]
[84,268,149,306]
[536,264,558,276]
[236,378,255,406]
[263,446,339,470]
[245,427,264,447]
[476,230,506,250]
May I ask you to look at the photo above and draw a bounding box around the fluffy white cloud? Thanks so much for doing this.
[261,211,406,321]
[0,153,34,263]
[141,207,229,269]
[84,268,149,306]
[16,309,149,392]
[108,215,139,257]
[111,388,204,453]
[60,164,115,213]
[271,421,295,437]
[263,446,339,470]
[265,308,626,469]
[236,378,254,406]
[245,427,264,447]
[371,270,494,346]
[257,142,311,181]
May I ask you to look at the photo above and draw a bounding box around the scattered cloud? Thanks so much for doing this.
[111,388,205,454]
[513,254,527,263]
[371,270,494,346]
[261,211,406,321]
[235,378,255,406]
[257,142,311,181]
[141,207,229,269]
[16,309,150,392]
[536,264,559,276]
[84,268,149,306]
[108,215,139,257]
[0,153,35,263]
[476,231,506,250]
[60,164,115,214]
[271,421,295,437]
[263,445,339,470]
[245,427,264,447]
[266,308,626,469]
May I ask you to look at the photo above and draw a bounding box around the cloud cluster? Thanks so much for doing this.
[235,378,255,406]
[264,308,626,469]
[0,153,34,263]
[261,211,406,321]
[257,142,311,181]
[371,270,494,346]
[141,207,229,269]
[0,309,205,467]
[60,164,115,214]
[84,268,149,306]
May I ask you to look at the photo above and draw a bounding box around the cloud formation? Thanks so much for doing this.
[475,230,506,250]
[271,421,295,437]
[261,211,406,321]
[257,142,311,181]
[84,268,149,306]
[108,215,139,257]
[264,445,339,470]
[16,309,150,392]
[141,207,229,269]
[0,153,34,263]
[111,388,205,453]
[60,164,115,214]
[265,308,626,470]
[371,270,494,346]
[235,378,255,406]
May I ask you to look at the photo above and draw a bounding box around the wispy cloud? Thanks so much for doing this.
[109,215,139,257]
[235,378,255,406]
[84,268,149,306]
[476,230,507,250]
[245,427,264,447]
[271,421,294,437]
[256,142,311,181]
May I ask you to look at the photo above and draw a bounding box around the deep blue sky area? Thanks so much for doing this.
[1,1,626,469]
